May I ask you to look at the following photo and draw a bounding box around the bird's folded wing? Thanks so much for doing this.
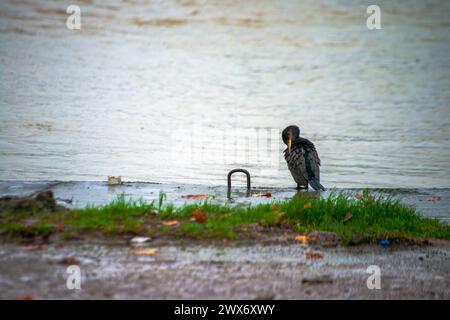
[286,149,308,182]
[307,149,321,181]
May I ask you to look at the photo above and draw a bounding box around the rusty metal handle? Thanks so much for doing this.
[227,169,251,198]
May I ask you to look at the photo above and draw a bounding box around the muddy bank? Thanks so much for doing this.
[0,241,448,300]
[1,187,448,300]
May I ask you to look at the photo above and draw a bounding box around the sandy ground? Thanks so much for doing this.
[0,239,448,300]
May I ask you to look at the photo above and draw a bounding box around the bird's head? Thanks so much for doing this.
[282,125,300,153]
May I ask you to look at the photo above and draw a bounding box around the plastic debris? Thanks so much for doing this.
[295,234,317,244]
[295,235,308,244]
[108,176,122,185]
[130,237,152,244]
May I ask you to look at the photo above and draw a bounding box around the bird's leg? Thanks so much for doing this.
[296,184,308,190]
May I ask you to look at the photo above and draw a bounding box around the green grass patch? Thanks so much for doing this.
[0,190,448,244]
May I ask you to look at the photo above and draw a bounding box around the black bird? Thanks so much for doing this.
[282,125,326,191]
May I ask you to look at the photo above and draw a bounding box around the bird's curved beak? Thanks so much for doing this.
[288,137,292,153]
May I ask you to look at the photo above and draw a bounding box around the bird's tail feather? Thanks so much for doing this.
[309,179,326,191]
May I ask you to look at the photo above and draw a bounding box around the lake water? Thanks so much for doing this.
[1,0,449,188]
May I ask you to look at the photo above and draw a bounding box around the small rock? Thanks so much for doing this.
[302,275,333,285]
[58,257,79,265]
[20,245,45,251]
[255,294,275,300]
[350,233,361,245]
[0,190,66,213]
[307,231,340,247]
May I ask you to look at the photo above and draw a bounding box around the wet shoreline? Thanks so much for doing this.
[1,181,449,223]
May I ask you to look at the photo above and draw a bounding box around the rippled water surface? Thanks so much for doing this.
[1,0,449,188]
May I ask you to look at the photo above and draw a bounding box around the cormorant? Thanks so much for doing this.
[282,125,326,191]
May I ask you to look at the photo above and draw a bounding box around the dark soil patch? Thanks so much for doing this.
[0,191,68,213]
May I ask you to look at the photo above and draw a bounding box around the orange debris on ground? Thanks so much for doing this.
[162,220,179,226]
[305,252,323,259]
[295,234,318,244]
[182,194,209,200]
[129,249,160,255]
[252,193,272,198]
[190,209,207,223]
[303,202,312,209]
